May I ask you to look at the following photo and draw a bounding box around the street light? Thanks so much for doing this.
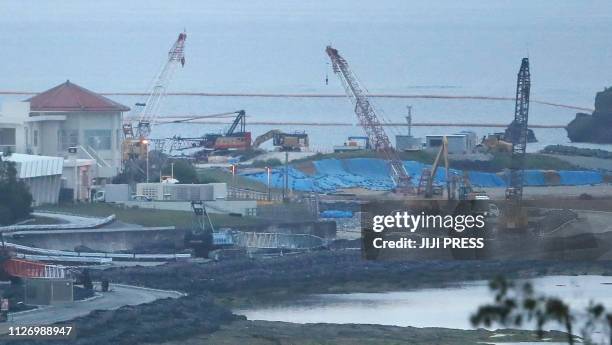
[141,139,149,183]
[265,166,271,201]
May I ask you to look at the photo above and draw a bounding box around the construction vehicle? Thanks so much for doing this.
[481,134,513,153]
[253,130,309,151]
[334,136,370,152]
[122,32,187,164]
[201,110,252,151]
[503,58,531,230]
[417,138,493,206]
[417,136,450,198]
[184,201,234,257]
[326,46,413,193]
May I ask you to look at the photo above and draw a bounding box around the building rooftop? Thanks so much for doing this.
[1,153,63,178]
[27,80,130,113]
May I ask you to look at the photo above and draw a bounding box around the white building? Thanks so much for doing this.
[24,80,130,179]
[2,153,64,206]
[425,131,478,155]
[62,158,96,202]
[0,102,30,154]
[136,182,228,201]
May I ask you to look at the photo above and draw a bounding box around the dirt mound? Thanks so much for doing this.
[293,160,317,175]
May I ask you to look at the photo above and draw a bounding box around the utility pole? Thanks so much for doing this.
[406,105,412,137]
[283,151,289,202]
[143,140,150,183]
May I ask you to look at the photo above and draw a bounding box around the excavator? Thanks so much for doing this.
[253,130,309,151]
[417,136,450,198]
[201,110,252,151]
[184,201,234,258]
[417,136,491,203]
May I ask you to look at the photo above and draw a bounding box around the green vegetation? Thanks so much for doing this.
[162,159,199,183]
[38,203,266,228]
[493,153,577,171]
[472,276,612,344]
[192,320,569,345]
[543,145,612,159]
[251,158,282,168]
[113,152,200,184]
[197,167,269,192]
[290,149,577,172]
[0,152,33,225]
[451,152,578,172]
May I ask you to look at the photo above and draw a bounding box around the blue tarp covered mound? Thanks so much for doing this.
[241,158,605,192]
[320,210,353,218]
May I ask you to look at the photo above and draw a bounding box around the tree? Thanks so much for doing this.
[113,152,199,184]
[0,152,33,225]
[472,276,612,345]
[162,159,199,184]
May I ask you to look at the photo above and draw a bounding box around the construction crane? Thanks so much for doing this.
[122,32,187,162]
[202,110,252,151]
[325,46,413,193]
[185,201,234,258]
[149,110,251,155]
[504,58,531,229]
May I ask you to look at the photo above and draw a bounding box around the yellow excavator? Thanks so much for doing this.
[418,136,491,202]
[418,136,451,198]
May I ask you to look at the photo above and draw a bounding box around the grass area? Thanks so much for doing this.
[37,203,267,228]
[289,150,578,172]
[197,167,269,192]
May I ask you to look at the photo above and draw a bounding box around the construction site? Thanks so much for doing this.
[1,1,612,343]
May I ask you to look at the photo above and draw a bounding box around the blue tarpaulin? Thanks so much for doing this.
[241,158,604,192]
[320,210,353,218]
[558,171,603,185]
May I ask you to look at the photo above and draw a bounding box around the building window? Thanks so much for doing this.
[0,128,16,152]
[84,130,112,150]
[59,129,79,150]
[33,130,38,147]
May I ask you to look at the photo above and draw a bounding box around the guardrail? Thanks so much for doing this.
[0,214,116,232]
[4,242,191,261]
[233,231,324,249]
[13,253,113,264]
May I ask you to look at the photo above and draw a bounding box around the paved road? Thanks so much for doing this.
[0,284,184,334]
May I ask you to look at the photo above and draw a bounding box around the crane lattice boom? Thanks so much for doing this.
[325,46,412,192]
[125,32,187,140]
[506,58,531,202]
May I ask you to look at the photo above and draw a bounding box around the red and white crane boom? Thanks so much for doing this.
[326,46,413,193]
